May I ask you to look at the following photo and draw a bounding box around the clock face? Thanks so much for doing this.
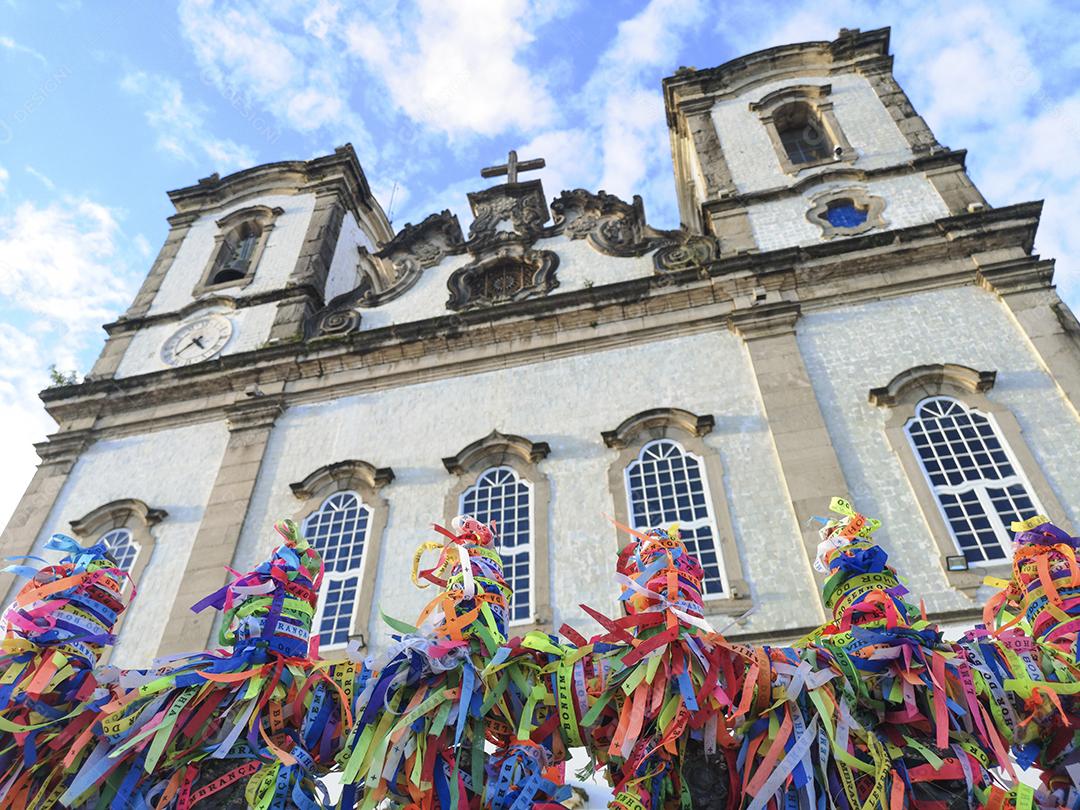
[160,315,234,367]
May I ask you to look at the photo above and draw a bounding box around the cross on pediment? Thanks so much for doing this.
[480,149,545,185]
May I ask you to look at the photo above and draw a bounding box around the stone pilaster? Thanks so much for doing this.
[977,253,1080,420]
[0,430,93,597]
[156,397,284,656]
[88,212,199,381]
[730,303,848,617]
[268,187,347,343]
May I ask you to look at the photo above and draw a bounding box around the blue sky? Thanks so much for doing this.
[0,0,1078,530]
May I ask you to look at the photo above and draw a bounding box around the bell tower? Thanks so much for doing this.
[663,27,987,254]
[88,145,393,380]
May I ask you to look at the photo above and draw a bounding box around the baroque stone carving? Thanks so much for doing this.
[446,247,559,311]
[465,180,550,249]
[550,189,719,273]
[653,234,718,272]
[309,210,464,337]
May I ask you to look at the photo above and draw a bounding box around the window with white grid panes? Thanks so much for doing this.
[302,491,371,648]
[904,396,1044,565]
[460,466,533,624]
[624,438,727,597]
[99,528,139,592]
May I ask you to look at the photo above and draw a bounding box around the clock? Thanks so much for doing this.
[160,315,234,367]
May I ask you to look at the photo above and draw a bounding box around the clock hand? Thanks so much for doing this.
[192,336,205,349]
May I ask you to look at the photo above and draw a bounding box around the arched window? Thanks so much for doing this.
[210,223,260,285]
[98,528,140,590]
[460,466,534,624]
[624,438,727,597]
[904,396,1044,565]
[194,204,283,296]
[302,491,372,648]
[775,102,832,165]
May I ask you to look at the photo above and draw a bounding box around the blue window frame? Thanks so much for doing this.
[823,200,868,229]
[302,491,371,648]
[460,466,533,624]
[624,438,727,597]
[905,396,1044,564]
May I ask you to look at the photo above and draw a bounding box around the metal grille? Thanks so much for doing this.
[905,396,1043,564]
[99,528,139,592]
[461,466,533,624]
[625,439,726,597]
[302,491,371,648]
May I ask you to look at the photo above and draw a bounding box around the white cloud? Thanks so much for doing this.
[0,165,7,195]
[343,0,558,138]
[120,69,256,172]
[24,164,55,190]
[0,35,47,66]
[0,193,138,531]
[178,0,372,148]
[575,0,706,224]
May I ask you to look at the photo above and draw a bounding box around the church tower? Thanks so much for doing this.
[664,27,985,250]
[87,145,393,380]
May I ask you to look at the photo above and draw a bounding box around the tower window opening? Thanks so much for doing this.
[775,102,833,165]
[211,223,260,286]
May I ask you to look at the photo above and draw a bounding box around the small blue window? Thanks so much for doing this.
[823,200,868,229]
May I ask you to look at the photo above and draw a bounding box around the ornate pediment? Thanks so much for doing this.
[446,246,559,311]
[465,180,550,249]
[310,210,465,337]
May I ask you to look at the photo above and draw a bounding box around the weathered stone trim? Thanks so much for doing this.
[442,430,550,475]
[290,459,394,653]
[868,364,996,407]
[156,397,285,656]
[442,433,554,634]
[730,304,844,618]
[874,370,1072,595]
[39,204,1047,443]
[602,409,751,614]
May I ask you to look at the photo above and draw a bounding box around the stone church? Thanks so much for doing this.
[4,27,1079,667]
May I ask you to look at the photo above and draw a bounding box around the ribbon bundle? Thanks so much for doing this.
[0,533,130,806]
[3,498,1080,808]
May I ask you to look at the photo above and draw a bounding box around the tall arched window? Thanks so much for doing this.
[210,223,260,286]
[302,491,372,648]
[904,396,1044,565]
[775,102,832,165]
[460,466,534,624]
[194,204,283,296]
[98,528,140,591]
[624,438,727,597]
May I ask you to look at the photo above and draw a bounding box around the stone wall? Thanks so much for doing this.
[230,329,817,652]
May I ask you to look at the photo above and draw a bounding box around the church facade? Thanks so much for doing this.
[4,27,1080,666]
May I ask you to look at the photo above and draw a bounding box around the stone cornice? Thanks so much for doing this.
[166,144,393,246]
[104,286,317,336]
[224,395,286,432]
[700,149,969,213]
[70,498,167,536]
[602,408,715,449]
[442,430,551,475]
[37,203,1050,440]
[663,27,890,125]
[868,364,996,407]
[290,459,394,499]
[728,301,800,340]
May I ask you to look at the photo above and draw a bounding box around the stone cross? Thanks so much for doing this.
[480,150,545,185]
